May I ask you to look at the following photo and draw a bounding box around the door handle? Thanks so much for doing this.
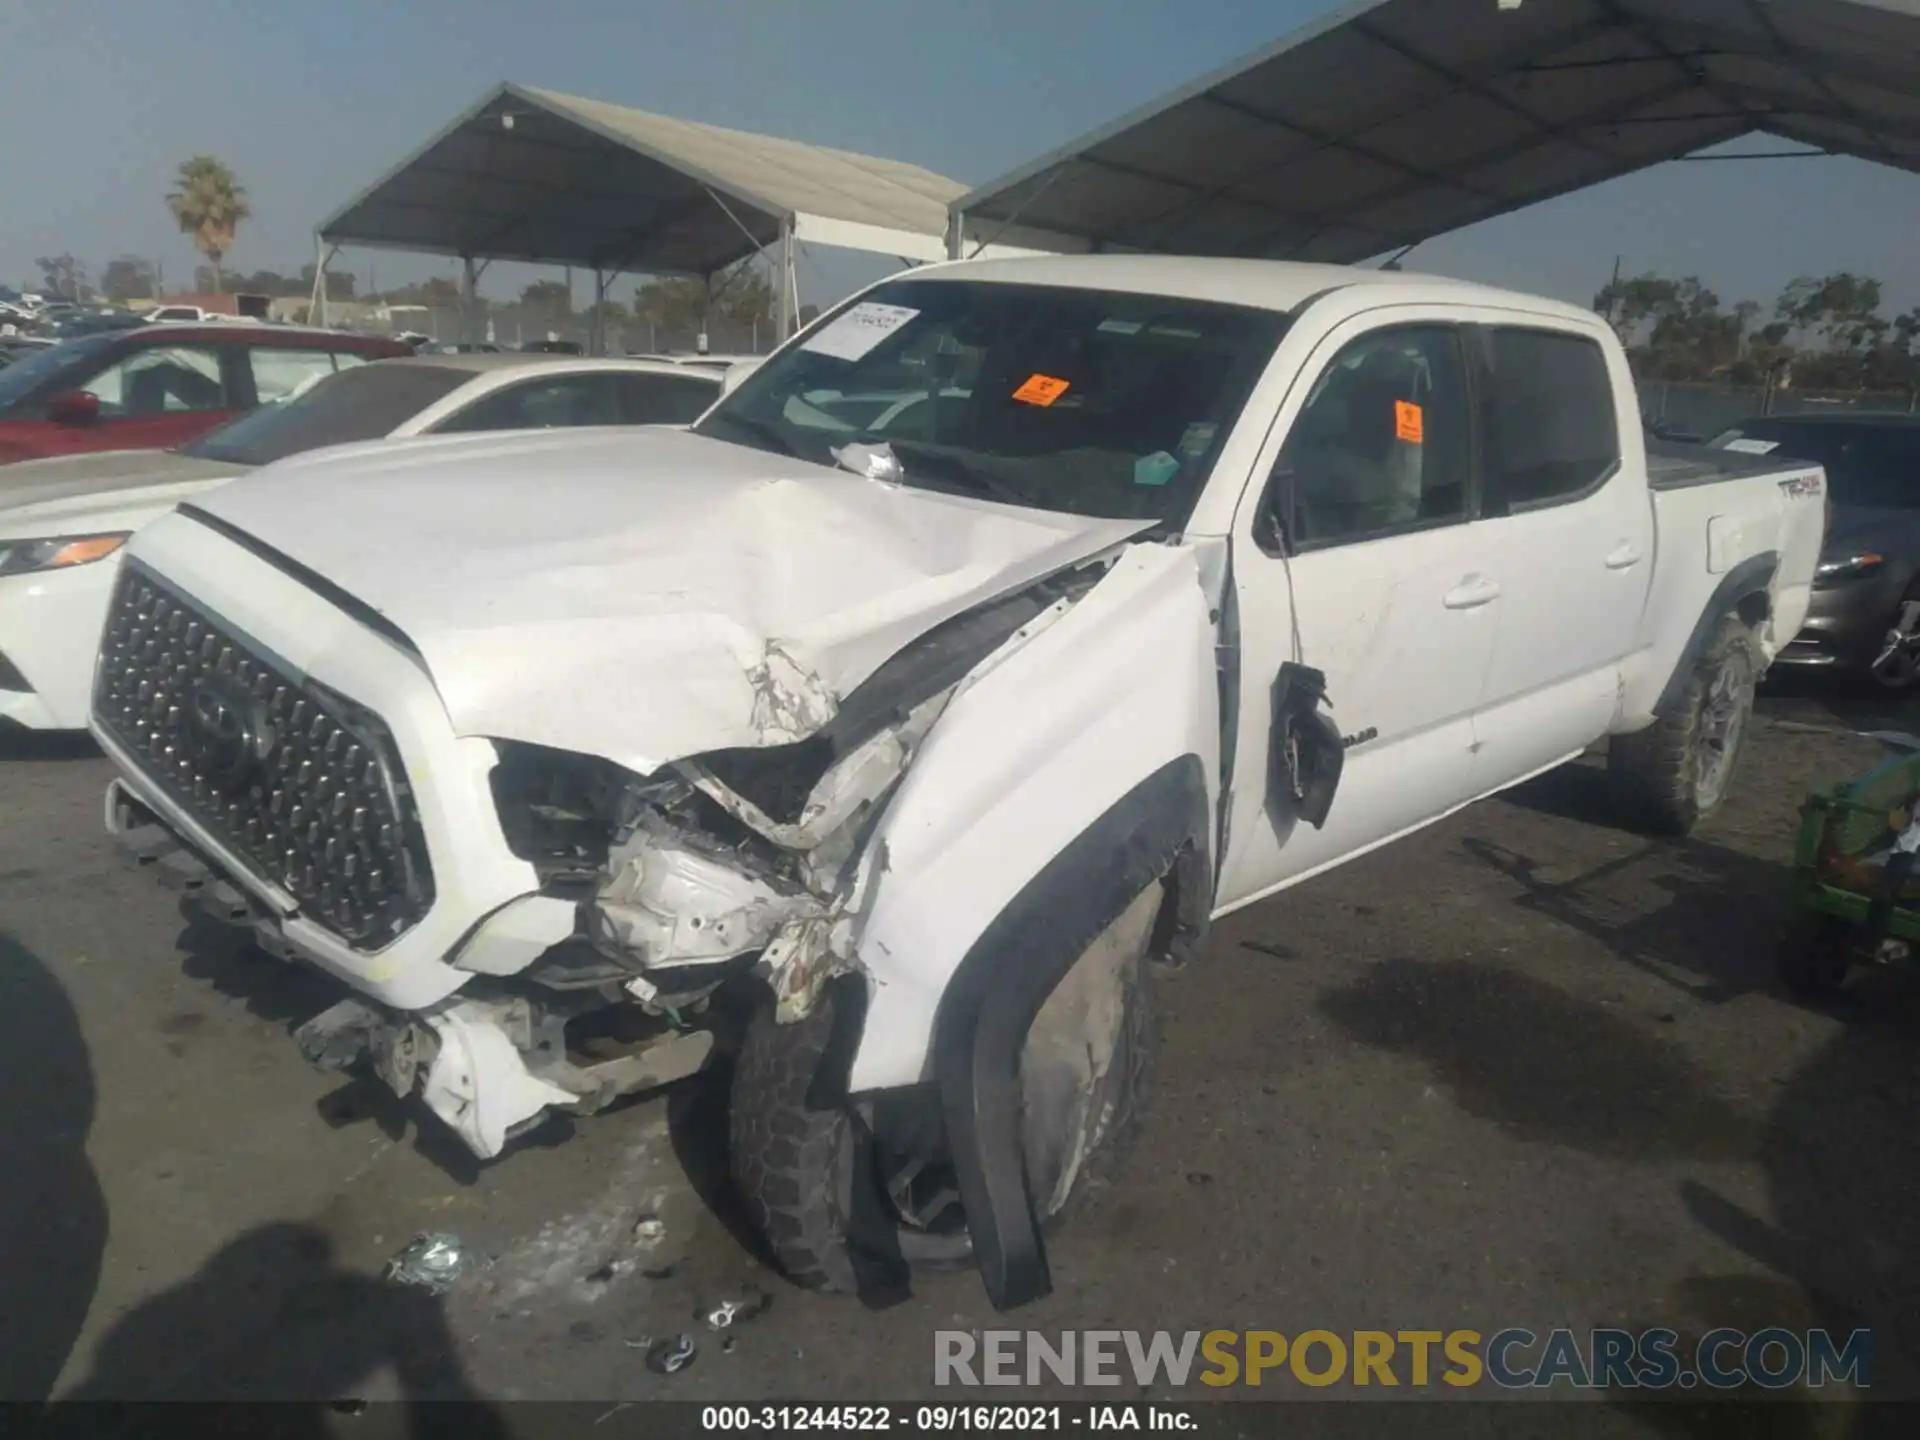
[1443,575,1501,610]
[1605,541,1644,570]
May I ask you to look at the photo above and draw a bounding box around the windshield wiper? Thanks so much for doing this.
[886,440,1035,507]
[706,410,797,458]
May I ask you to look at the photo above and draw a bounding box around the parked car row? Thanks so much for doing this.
[0,351,725,729]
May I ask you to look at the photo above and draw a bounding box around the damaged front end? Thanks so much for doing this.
[306,562,1108,1157]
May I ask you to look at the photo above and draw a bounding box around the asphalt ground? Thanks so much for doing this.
[2,671,1916,1433]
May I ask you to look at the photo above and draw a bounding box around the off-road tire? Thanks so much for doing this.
[1779,911,1853,999]
[1609,614,1757,836]
[727,992,868,1293]
[728,891,1158,1294]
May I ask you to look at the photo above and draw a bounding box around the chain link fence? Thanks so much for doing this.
[327,304,778,356]
[1637,377,1919,441]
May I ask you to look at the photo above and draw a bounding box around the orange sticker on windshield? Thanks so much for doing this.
[1395,399,1424,443]
[1013,373,1071,406]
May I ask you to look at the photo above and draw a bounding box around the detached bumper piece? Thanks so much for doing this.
[293,990,714,1160]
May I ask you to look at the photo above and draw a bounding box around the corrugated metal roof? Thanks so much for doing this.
[320,83,967,274]
[952,0,1920,264]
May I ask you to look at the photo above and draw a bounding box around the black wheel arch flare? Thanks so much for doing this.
[929,753,1212,1310]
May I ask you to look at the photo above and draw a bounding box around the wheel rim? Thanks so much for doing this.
[1694,654,1754,809]
[1869,600,1920,690]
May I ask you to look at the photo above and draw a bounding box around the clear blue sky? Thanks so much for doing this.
[4,0,1918,315]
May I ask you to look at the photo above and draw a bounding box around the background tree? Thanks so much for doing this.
[34,254,86,301]
[99,256,155,304]
[165,156,251,293]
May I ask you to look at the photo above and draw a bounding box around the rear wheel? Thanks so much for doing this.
[1609,614,1758,836]
[728,883,1161,1293]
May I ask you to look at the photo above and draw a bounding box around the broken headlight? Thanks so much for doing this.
[489,741,685,891]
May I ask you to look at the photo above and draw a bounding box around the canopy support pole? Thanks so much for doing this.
[591,268,609,355]
[460,256,491,344]
[310,237,341,327]
[774,214,796,347]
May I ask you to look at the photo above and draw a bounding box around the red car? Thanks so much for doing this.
[0,324,411,465]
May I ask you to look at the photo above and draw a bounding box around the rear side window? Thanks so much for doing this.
[249,346,346,404]
[180,362,470,465]
[435,373,622,432]
[613,372,720,425]
[1481,329,1620,508]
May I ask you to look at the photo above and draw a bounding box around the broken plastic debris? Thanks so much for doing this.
[704,1283,773,1330]
[646,1334,698,1374]
[634,1214,666,1247]
[384,1233,470,1293]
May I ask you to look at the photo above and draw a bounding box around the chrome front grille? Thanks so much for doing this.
[94,563,434,949]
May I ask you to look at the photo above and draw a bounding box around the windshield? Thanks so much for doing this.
[1710,420,1920,509]
[180,361,470,466]
[693,278,1289,530]
[0,332,116,413]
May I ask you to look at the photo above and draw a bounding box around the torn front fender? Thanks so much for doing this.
[839,543,1219,1307]
[845,541,1221,1094]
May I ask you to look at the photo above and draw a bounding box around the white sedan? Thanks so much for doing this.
[0,353,724,730]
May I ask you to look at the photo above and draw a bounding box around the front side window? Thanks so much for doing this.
[1481,328,1620,508]
[1272,325,1473,548]
[694,279,1289,530]
[84,345,228,416]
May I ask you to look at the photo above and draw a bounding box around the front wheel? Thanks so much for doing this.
[1609,614,1758,836]
[728,883,1161,1294]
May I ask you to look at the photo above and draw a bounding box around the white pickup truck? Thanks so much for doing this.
[92,256,1825,1309]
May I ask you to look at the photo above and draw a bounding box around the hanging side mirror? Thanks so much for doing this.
[1269,662,1343,830]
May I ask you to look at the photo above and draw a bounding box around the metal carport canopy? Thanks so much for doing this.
[320,81,980,275]
[948,0,1920,264]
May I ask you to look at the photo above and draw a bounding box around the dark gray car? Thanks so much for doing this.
[1708,413,1920,689]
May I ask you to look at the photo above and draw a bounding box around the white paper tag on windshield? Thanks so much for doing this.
[1722,437,1780,455]
[800,303,920,362]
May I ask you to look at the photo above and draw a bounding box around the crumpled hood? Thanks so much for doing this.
[188,427,1152,773]
[0,448,248,512]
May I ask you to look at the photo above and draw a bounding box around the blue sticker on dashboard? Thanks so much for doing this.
[1133,450,1181,487]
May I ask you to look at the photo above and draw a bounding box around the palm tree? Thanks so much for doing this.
[165,156,251,293]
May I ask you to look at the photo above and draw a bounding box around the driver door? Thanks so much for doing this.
[1215,314,1498,911]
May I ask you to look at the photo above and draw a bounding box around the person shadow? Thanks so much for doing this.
[49,1221,512,1438]
[0,932,107,1403]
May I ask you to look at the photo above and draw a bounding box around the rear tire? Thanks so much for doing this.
[1609,614,1757,836]
[728,883,1161,1293]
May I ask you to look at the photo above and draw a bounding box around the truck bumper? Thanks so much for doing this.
[106,778,712,1158]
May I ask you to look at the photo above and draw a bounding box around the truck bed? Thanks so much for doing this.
[1646,438,1812,491]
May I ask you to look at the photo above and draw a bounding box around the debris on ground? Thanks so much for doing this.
[634,1214,666,1247]
[645,1334,698,1374]
[383,1232,471,1293]
[704,1282,773,1330]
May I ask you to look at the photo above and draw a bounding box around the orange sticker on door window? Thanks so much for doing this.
[1013,373,1071,406]
[1394,400,1424,443]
